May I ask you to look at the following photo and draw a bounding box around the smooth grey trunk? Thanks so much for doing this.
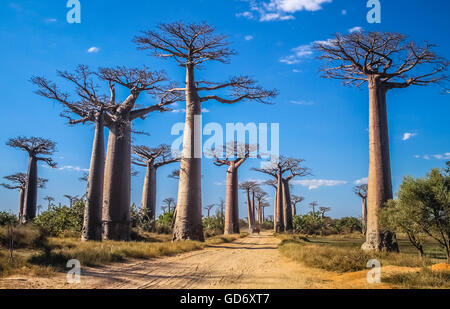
[362,76,398,252]
[22,156,37,223]
[282,179,293,231]
[82,117,105,241]
[102,121,131,241]
[224,164,239,234]
[275,172,284,233]
[246,189,254,234]
[18,188,25,223]
[173,64,204,241]
[141,165,157,219]
[361,197,367,235]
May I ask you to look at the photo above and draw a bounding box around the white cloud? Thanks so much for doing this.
[290,100,314,105]
[58,165,89,172]
[341,9,347,15]
[172,108,209,113]
[402,132,417,141]
[239,0,332,22]
[87,47,100,53]
[292,179,347,190]
[433,153,450,160]
[280,44,313,64]
[349,26,363,33]
[244,35,254,41]
[292,69,301,73]
[354,177,368,185]
[44,18,57,23]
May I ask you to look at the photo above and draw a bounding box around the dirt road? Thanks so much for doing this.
[1,232,403,289]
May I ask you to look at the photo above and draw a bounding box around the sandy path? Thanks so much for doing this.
[0,232,403,289]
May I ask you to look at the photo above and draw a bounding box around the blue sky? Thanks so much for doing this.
[0,0,449,219]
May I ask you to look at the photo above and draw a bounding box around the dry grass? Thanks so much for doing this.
[1,232,242,277]
[384,268,450,289]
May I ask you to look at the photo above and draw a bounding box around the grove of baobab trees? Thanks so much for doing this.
[315,31,449,252]
[254,157,311,232]
[6,137,57,223]
[132,144,180,220]
[239,181,259,233]
[134,22,277,241]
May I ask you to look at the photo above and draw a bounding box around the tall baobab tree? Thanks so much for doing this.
[264,179,278,224]
[254,189,269,224]
[309,201,318,216]
[291,194,304,217]
[261,202,270,222]
[239,181,259,233]
[162,198,176,213]
[64,195,79,207]
[7,137,57,223]
[43,196,55,209]
[1,173,47,222]
[32,65,118,241]
[135,22,277,241]
[254,157,311,232]
[204,204,215,218]
[168,169,180,180]
[132,145,180,220]
[98,67,180,241]
[319,206,331,219]
[211,143,254,234]
[353,184,369,235]
[315,32,448,251]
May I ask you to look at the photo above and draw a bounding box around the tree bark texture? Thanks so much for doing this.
[282,179,293,231]
[224,165,239,234]
[22,156,37,223]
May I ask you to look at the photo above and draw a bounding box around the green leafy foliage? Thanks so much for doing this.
[0,212,18,226]
[292,213,362,235]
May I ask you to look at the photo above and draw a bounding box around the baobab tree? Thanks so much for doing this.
[319,206,331,219]
[132,145,180,221]
[135,22,277,241]
[353,184,368,235]
[204,204,215,218]
[43,196,55,210]
[32,65,118,241]
[291,194,304,216]
[162,198,176,213]
[254,157,311,232]
[211,143,254,234]
[98,67,180,241]
[254,189,269,224]
[309,201,318,216]
[261,202,271,222]
[1,173,47,222]
[315,32,448,251]
[64,195,79,207]
[239,181,259,233]
[7,137,57,223]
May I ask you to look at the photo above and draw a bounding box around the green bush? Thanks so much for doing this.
[0,211,18,226]
[203,210,224,236]
[293,214,362,235]
[34,200,84,237]
[0,224,46,249]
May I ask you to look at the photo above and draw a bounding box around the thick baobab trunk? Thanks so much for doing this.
[22,156,37,223]
[18,188,25,223]
[361,198,367,235]
[362,77,398,252]
[246,189,254,234]
[292,204,296,217]
[82,118,105,241]
[102,121,132,241]
[173,64,204,241]
[225,165,239,234]
[275,173,284,233]
[282,179,293,232]
[273,189,278,232]
[141,165,157,219]
[251,191,256,225]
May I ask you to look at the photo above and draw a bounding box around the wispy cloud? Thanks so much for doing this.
[237,0,332,22]
[341,9,347,15]
[244,35,254,41]
[349,26,363,33]
[42,165,89,172]
[414,152,450,160]
[402,132,417,141]
[44,18,58,23]
[87,47,100,53]
[280,44,314,64]
[292,179,347,190]
[354,177,368,185]
[290,100,314,105]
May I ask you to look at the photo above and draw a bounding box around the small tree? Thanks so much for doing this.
[319,206,331,219]
[204,204,215,218]
[315,32,448,252]
[353,184,368,235]
[381,168,449,261]
[6,137,57,223]
[43,196,55,210]
[291,195,304,216]
[132,145,180,220]
[309,201,318,216]
[162,198,176,213]
[1,173,47,221]
[64,195,79,207]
